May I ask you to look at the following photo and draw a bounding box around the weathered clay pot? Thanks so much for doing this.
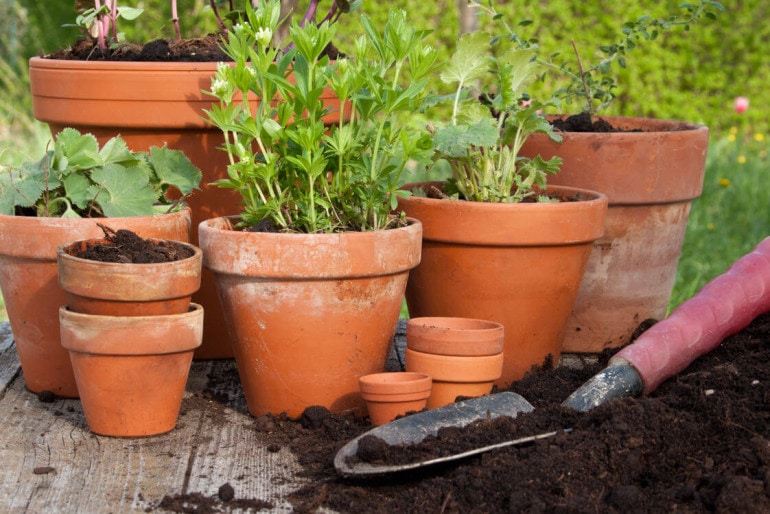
[359,372,432,426]
[59,304,203,437]
[520,116,709,352]
[29,57,346,360]
[198,216,422,417]
[405,348,504,409]
[57,238,202,316]
[0,209,191,397]
[398,183,607,386]
[406,317,505,356]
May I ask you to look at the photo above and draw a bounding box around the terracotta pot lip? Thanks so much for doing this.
[199,215,421,239]
[400,183,607,209]
[545,115,708,134]
[30,56,221,72]
[406,317,505,356]
[359,372,432,395]
[405,348,504,382]
[57,238,202,268]
[59,303,204,355]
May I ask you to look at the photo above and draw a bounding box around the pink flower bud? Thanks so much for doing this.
[734,96,749,114]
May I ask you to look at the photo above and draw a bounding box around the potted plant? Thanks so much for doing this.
[56,226,204,437]
[198,1,435,417]
[0,128,201,397]
[398,27,609,386]
[488,0,723,353]
[28,0,357,359]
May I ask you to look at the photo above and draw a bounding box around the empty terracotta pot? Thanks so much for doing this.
[57,238,202,317]
[406,317,505,356]
[59,303,204,437]
[359,372,432,425]
[405,348,504,409]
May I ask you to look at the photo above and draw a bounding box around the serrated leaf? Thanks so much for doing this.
[100,136,139,166]
[91,164,157,217]
[495,48,539,110]
[62,171,96,211]
[55,128,103,171]
[433,118,500,157]
[147,146,202,196]
[440,31,491,87]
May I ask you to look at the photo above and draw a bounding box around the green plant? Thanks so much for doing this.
[426,30,562,203]
[0,128,202,217]
[205,0,437,232]
[472,0,724,120]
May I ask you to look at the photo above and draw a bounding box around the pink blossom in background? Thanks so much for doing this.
[734,96,749,114]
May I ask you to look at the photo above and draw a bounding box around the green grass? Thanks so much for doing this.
[670,127,770,310]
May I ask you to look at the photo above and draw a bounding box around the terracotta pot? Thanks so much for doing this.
[358,372,432,426]
[29,57,345,359]
[520,116,709,352]
[198,216,422,417]
[406,317,505,356]
[405,348,504,408]
[57,238,202,316]
[398,183,608,386]
[59,303,203,437]
[0,209,191,398]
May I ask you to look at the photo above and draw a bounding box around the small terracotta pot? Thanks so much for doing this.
[359,372,432,426]
[59,304,204,437]
[57,238,202,316]
[406,317,505,356]
[405,348,504,409]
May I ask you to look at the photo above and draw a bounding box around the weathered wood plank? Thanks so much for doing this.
[0,322,20,395]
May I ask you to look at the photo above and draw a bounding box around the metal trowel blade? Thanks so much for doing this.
[334,392,535,477]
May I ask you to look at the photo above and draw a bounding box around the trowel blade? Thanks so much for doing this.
[334,391,535,477]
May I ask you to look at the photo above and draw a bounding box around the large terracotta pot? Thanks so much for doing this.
[520,116,709,352]
[29,57,345,359]
[0,209,191,397]
[57,238,202,316]
[198,216,423,417]
[398,183,608,386]
[59,303,203,437]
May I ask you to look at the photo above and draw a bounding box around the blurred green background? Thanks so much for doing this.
[1,0,768,323]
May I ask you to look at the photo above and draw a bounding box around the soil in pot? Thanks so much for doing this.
[67,225,195,264]
[224,312,770,513]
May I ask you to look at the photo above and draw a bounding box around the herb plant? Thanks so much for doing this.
[205,0,437,232]
[0,128,202,218]
[472,0,724,120]
[427,31,563,203]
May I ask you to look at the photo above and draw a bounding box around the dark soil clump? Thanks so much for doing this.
[66,225,194,264]
[551,111,621,132]
[250,311,770,513]
[46,34,230,62]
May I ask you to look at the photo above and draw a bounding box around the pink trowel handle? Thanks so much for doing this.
[564,237,770,411]
[614,237,770,394]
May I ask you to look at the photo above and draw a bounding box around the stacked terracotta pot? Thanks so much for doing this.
[57,236,204,437]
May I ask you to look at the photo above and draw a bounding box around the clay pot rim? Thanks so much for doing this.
[405,348,504,383]
[59,303,204,355]
[57,238,202,268]
[406,317,505,356]
[359,372,432,396]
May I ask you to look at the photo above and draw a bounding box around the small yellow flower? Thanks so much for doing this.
[707,222,715,230]
[718,178,731,187]
[755,133,765,142]
[738,155,747,164]
[730,126,738,134]
[728,134,736,142]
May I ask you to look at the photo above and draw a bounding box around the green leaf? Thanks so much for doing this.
[441,31,491,87]
[62,171,95,211]
[54,128,102,171]
[99,135,139,166]
[433,118,500,157]
[91,164,158,217]
[147,146,202,196]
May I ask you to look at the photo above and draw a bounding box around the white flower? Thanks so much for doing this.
[211,78,229,98]
[255,27,273,47]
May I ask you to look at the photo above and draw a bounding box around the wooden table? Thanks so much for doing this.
[0,320,409,512]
